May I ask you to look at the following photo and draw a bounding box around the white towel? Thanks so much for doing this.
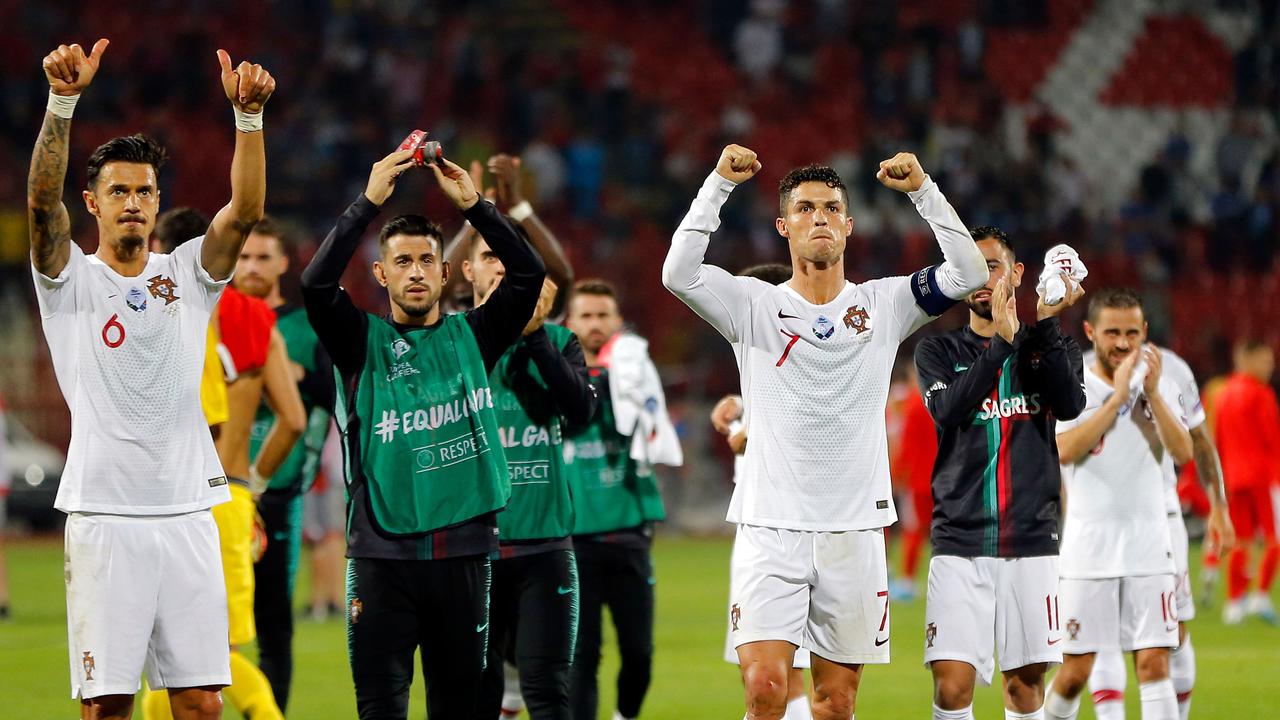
[599,333,684,467]
[1037,244,1088,306]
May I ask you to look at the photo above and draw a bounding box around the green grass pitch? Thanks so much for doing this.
[1,536,1276,717]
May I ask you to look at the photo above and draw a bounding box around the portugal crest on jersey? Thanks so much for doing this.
[925,621,937,648]
[146,274,180,305]
[730,603,741,632]
[812,315,835,341]
[1066,617,1081,641]
[843,305,870,334]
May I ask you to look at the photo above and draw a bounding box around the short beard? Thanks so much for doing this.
[110,233,146,259]
[965,298,992,320]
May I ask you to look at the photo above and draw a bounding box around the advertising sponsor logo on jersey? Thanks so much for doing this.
[976,393,1043,421]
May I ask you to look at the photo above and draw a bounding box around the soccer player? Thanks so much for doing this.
[444,153,575,315]
[1214,338,1279,624]
[1046,289,1190,720]
[300,148,544,719]
[565,279,682,720]
[29,39,274,719]
[234,216,336,711]
[710,263,814,720]
[913,227,1086,720]
[467,254,597,718]
[1084,345,1234,720]
[663,145,987,720]
[152,208,231,442]
[142,213,306,720]
[890,362,937,602]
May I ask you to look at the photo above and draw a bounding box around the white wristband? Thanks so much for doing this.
[47,92,80,119]
[507,200,534,222]
[248,465,268,494]
[234,106,264,133]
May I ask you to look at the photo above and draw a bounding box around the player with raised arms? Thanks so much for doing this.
[663,145,987,720]
[1046,289,1190,720]
[29,38,274,719]
[300,146,545,719]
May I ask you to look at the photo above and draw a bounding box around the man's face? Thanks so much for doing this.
[234,231,288,299]
[1239,346,1275,382]
[83,162,159,254]
[566,293,622,354]
[373,234,448,319]
[1085,306,1146,375]
[462,235,505,302]
[775,181,852,266]
[964,239,1023,320]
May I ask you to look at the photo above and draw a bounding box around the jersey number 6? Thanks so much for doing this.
[101,314,126,348]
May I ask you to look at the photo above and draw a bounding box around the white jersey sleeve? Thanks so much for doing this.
[1158,347,1202,512]
[905,176,989,303]
[663,171,768,343]
[32,238,232,515]
[1058,366,1177,578]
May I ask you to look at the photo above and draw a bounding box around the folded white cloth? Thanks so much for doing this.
[1037,244,1088,305]
[599,332,684,467]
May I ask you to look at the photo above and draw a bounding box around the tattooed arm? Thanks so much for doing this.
[29,40,108,277]
[28,113,72,278]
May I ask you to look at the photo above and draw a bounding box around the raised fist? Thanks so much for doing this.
[488,154,526,209]
[876,152,926,193]
[217,50,275,113]
[43,39,109,96]
[715,144,762,185]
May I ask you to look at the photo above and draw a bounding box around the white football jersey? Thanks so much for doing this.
[1056,363,1183,578]
[1084,348,1205,513]
[665,171,986,531]
[32,238,230,514]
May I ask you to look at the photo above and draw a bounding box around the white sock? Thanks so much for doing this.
[1138,679,1177,720]
[1006,709,1045,720]
[1170,634,1195,720]
[1044,690,1080,720]
[1089,648,1127,720]
[784,695,813,720]
[932,704,974,719]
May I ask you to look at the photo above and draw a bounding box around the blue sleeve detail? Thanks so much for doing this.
[911,265,957,317]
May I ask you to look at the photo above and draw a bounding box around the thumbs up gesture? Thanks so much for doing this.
[216,49,276,114]
[43,39,109,96]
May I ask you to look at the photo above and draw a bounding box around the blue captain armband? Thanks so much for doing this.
[911,265,958,317]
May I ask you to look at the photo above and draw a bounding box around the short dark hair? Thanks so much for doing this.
[778,164,849,217]
[1234,338,1270,355]
[572,278,617,300]
[153,207,209,253]
[970,225,1014,258]
[1087,287,1144,323]
[86,134,168,190]
[250,214,293,255]
[378,214,444,251]
[738,263,792,285]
